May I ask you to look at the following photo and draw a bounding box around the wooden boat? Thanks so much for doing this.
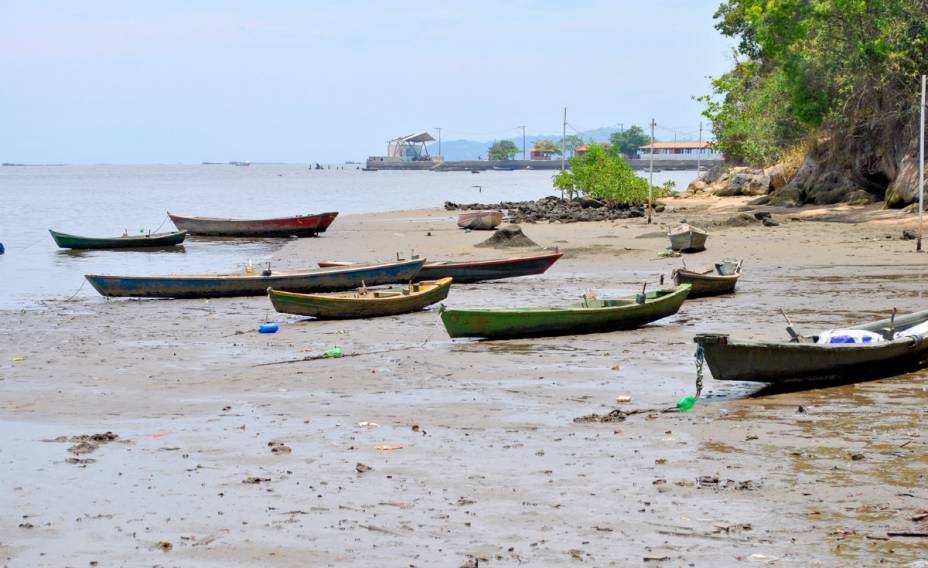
[49,229,186,250]
[168,211,337,237]
[672,261,742,297]
[457,210,503,230]
[695,308,928,385]
[85,258,426,299]
[317,252,563,283]
[317,211,339,233]
[269,277,452,319]
[440,284,691,339]
[668,224,708,252]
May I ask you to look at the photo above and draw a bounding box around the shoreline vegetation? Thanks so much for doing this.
[699,0,928,208]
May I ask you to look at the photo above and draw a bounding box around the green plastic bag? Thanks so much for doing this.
[322,346,343,358]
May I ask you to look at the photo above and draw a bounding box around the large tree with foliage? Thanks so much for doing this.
[552,144,652,204]
[701,0,928,206]
[608,126,650,157]
[488,140,519,161]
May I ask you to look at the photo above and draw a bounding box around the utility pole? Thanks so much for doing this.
[435,127,442,160]
[919,75,925,252]
[561,107,567,172]
[519,125,526,161]
[697,121,703,173]
[648,118,655,224]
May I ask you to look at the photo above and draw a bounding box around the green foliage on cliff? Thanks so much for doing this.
[488,140,519,160]
[552,144,651,205]
[701,0,928,166]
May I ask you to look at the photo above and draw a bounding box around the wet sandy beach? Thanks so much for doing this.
[2,196,928,566]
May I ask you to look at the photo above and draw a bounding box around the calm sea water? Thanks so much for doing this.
[0,164,696,308]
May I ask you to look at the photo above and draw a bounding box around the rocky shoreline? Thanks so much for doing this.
[445,196,653,224]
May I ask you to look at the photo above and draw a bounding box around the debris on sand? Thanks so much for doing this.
[268,441,292,455]
[355,462,372,473]
[60,432,120,456]
[242,476,271,484]
[475,225,538,249]
[573,409,627,423]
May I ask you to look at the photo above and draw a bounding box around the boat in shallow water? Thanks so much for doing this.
[440,284,691,339]
[269,278,452,319]
[85,258,426,299]
[49,229,186,250]
[168,211,337,237]
[317,252,562,284]
[695,308,928,385]
[672,260,742,297]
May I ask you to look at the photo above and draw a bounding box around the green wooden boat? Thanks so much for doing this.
[440,284,691,339]
[50,229,187,250]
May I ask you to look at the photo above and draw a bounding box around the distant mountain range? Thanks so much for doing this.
[426,127,628,161]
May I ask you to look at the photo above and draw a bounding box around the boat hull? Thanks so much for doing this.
[695,309,928,384]
[441,284,690,339]
[669,228,708,252]
[318,253,563,284]
[50,229,186,250]
[269,278,452,319]
[457,211,503,230]
[85,259,426,299]
[672,268,740,297]
[168,212,336,237]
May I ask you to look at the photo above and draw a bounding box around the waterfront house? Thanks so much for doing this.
[637,142,723,161]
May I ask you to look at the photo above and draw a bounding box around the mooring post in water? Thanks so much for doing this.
[919,74,925,252]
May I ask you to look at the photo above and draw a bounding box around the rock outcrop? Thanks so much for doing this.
[687,166,780,197]
[445,196,647,224]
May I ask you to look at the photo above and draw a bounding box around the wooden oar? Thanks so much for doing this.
[779,308,805,342]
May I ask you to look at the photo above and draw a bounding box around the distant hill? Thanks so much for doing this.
[426,127,624,161]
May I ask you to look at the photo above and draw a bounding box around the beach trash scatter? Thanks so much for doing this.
[375,445,403,451]
[676,396,697,412]
[259,323,279,334]
[322,346,343,358]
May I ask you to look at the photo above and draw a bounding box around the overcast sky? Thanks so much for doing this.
[1,1,733,163]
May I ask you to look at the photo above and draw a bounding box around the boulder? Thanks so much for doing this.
[764,163,793,191]
[476,225,539,248]
[768,186,804,207]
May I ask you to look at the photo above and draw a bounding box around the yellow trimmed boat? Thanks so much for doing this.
[268,277,452,319]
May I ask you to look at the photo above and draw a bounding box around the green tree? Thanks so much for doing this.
[488,140,519,160]
[608,126,650,157]
[559,134,586,156]
[701,0,928,167]
[552,144,651,205]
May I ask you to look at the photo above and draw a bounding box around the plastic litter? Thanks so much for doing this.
[676,396,697,412]
[375,445,403,451]
[322,346,343,358]
[357,421,380,428]
[0,241,5,254]
[615,395,632,403]
[816,329,883,344]
[258,323,279,334]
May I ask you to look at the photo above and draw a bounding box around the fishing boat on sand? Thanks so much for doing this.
[672,260,742,297]
[317,252,562,283]
[457,210,503,230]
[668,224,708,252]
[440,283,691,339]
[49,229,186,250]
[168,211,338,237]
[695,308,928,385]
[85,258,426,299]
[269,277,452,319]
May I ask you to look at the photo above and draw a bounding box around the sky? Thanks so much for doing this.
[0,1,734,164]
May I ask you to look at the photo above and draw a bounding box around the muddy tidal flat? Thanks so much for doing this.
[2,196,928,566]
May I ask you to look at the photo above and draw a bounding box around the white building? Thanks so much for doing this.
[638,142,723,161]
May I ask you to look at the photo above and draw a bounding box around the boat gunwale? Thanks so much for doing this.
[269,278,452,304]
[85,259,427,282]
[167,212,326,224]
[50,229,187,241]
